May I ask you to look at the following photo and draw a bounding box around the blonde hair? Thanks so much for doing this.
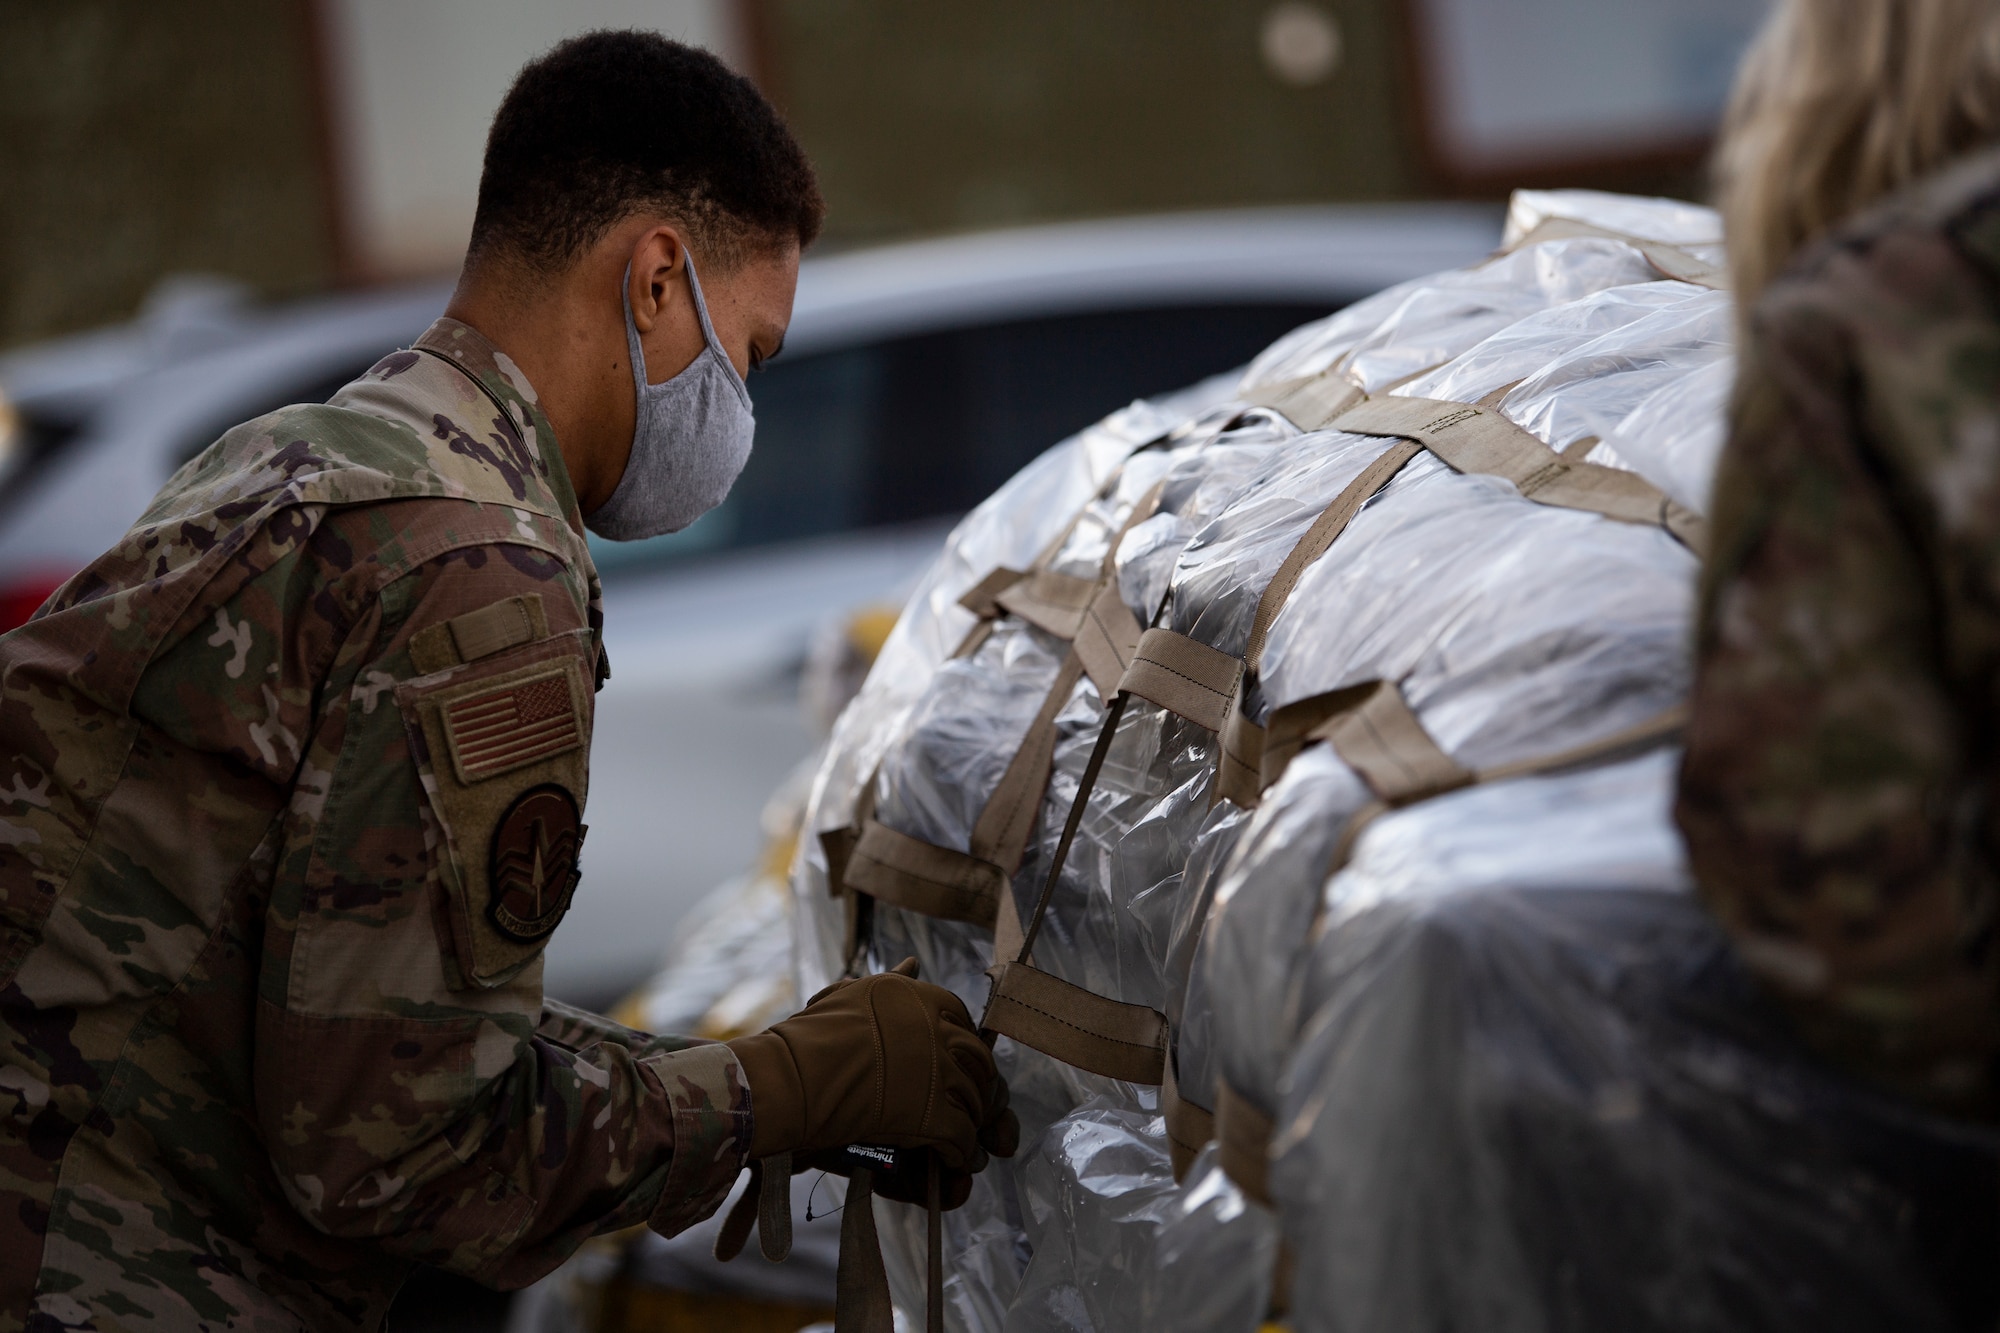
[1716,0,2000,306]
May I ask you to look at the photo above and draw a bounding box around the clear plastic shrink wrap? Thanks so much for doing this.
[786,190,1999,1333]
[1253,751,2000,1333]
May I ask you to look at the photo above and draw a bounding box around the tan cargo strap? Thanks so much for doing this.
[1242,441,1423,674]
[951,466,1162,657]
[1220,392,1701,809]
[1311,693,1695,881]
[842,483,1163,962]
[713,1150,794,1265]
[985,960,1169,1084]
[836,1166,896,1332]
[970,649,1090,881]
[845,649,1085,925]
[1163,1055,1216,1183]
[834,1158,948,1333]
[953,478,1164,662]
[954,565,1029,621]
[1210,701,1690,1198]
[1331,395,1706,553]
[1215,439,1427,806]
[845,821,1009,926]
[1478,703,1687,783]
[1231,681,1373,803]
[1217,704,1269,810]
[952,478,1104,648]
[725,1149,944,1333]
[1239,369,1367,430]
[1214,1081,1276,1207]
[992,568,1101,640]
[1505,214,1728,290]
[1318,680,1473,805]
[1118,627,1244,733]
[823,765,883,976]
[927,1161,945,1333]
[1073,579,1147,700]
[977,688,1173,1086]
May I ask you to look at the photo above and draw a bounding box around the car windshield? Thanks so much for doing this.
[588,299,1339,574]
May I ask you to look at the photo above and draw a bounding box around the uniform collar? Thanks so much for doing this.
[411,317,586,535]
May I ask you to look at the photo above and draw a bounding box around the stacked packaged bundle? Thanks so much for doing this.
[787,191,1992,1332]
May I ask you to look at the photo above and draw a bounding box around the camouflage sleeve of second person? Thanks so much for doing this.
[1676,197,2000,1113]
[246,497,752,1286]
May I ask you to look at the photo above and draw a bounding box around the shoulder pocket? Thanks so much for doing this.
[396,629,593,989]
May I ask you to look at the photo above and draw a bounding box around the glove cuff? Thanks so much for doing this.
[726,1030,806,1158]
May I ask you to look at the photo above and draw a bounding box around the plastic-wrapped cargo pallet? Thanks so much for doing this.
[788,190,2000,1333]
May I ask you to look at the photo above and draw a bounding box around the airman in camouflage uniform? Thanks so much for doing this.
[1680,144,2000,1117]
[0,29,1019,1333]
[0,319,755,1328]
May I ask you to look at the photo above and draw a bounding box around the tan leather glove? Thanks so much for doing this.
[727,958,1013,1173]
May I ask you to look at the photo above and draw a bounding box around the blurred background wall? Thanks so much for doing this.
[0,1,337,348]
[747,0,1421,243]
[0,0,1763,350]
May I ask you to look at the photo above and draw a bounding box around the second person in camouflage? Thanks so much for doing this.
[1681,0,2000,1115]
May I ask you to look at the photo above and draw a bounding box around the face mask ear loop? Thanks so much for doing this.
[620,262,652,396]
[680,251,753,407]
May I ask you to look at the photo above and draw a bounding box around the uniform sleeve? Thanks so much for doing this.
[1676,238,2000,1112]
[248,512,751,1287]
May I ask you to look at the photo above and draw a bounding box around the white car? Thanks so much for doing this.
[0,204,1500,1001]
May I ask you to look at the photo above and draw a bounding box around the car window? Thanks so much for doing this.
[0,411,88,522]
[590,300,1340,574]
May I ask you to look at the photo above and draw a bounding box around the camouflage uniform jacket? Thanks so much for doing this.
[1679,146,2000,1116]
[0,319,753,1331]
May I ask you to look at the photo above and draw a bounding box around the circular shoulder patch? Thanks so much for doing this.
[488,784,584,943]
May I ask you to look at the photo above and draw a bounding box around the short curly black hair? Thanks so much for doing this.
[468,31,823,274]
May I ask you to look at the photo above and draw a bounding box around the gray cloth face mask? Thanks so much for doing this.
[585,256,755,540]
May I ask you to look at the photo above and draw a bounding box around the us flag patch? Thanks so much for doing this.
[442,667,582,783]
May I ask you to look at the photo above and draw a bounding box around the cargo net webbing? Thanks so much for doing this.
[832,370,1706,1104]
[788,192,1765,1333]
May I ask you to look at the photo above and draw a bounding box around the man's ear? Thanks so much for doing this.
[625,226,689,335]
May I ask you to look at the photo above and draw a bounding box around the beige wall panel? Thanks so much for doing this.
[0,0,333,348]
[320,0,746,279]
